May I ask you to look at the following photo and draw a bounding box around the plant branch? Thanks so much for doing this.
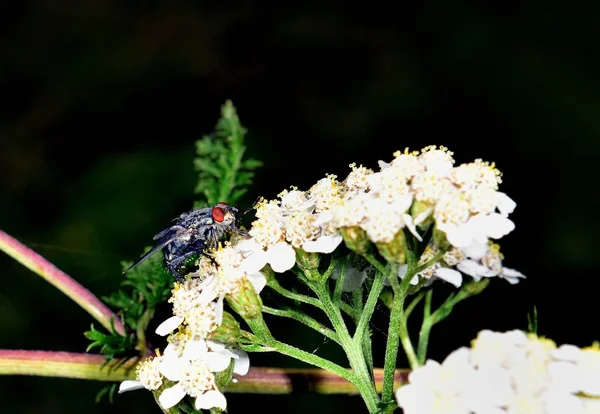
[262,306,340,344]
[0,350,136,380]
[0,230,125,335]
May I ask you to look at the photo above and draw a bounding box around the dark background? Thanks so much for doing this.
[1,2,599,413]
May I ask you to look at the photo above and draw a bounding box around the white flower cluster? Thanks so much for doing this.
[398,242,525,288]
[248,145,522,288]
[395,330,600,414]
[118,263,256,410]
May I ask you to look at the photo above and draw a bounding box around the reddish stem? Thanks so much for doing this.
[0,230,125,335]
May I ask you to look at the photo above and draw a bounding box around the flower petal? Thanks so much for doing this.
[302,234,343,254]
[496,192,516,216]
[247,272,267,293]
[159,383,186,409]
[118,380,144,394]
[206,339,226,352]
[198,278,219,305]
[231,348,250,375]
[552,344,581,362]
[195,389,227,410]
[239,242,268,274]
[402,214,422,242]
[444,223,475,249]
[155,316,184,336]
[462,241,488,260]
[395,383,435,414]
[434,268,462,288]
[457,260,481,277]
[159,356,184,381]
[484,213,515,239]
[204,351,232,372]
[266,242,296,273]
[313,211,333,227]
[183,338,208,360]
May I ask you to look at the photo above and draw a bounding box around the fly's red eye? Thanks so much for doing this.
[211,207,225,223]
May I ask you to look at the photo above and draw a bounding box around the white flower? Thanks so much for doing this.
[118,356,163,394]
[397,263,462,288]
[265,241,296,272]
[395,347,475,414]
[397,246,463,288]
[576,346,600,397]
[278,188,313,211]
[157,339,233,410]
[308,174,342,212]
[395,330,600,414]
[195,240,269,317]
[302,234,343,253]
[361,198,405,243]
[470,329,528,369]
[456,242,525,285]
[343,163,374,192]
[439,213,515,250]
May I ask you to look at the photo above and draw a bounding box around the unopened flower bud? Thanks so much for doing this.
[340,226,370,255]
[208,311,242,343]
[376,230,407,264]
[295,247,320,271]
[226,277,263,320]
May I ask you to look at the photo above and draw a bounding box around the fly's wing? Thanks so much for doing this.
[122,232,179,274]
[152,225,184,241]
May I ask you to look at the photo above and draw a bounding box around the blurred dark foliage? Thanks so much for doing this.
[1,1,599,413]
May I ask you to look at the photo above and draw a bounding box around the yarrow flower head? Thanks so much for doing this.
[243,145,522,288]
[395,330,600,414]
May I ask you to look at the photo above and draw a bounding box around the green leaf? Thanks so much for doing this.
[194,100,262,207]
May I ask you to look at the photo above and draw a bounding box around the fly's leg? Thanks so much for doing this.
[199,250,219,268]
[166,250,198,281]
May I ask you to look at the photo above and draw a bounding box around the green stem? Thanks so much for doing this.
[262,306,340,344]
[353,288,373,375]
[403,291,425,321]
[354,255,386,344]
[340,301,356,319]
[352,287,363,324]
[417,290,433,365]
[135,308,155,357]
[267,279,324,310]
[333,258,347,305]
[381,264,418,404]
[308,279,379,413]
[244,314,273,341]
[415,249,447,274]
[268,340,356,384]
[244,314,358,393]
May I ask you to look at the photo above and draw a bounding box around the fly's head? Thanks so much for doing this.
[210,202,239,229]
